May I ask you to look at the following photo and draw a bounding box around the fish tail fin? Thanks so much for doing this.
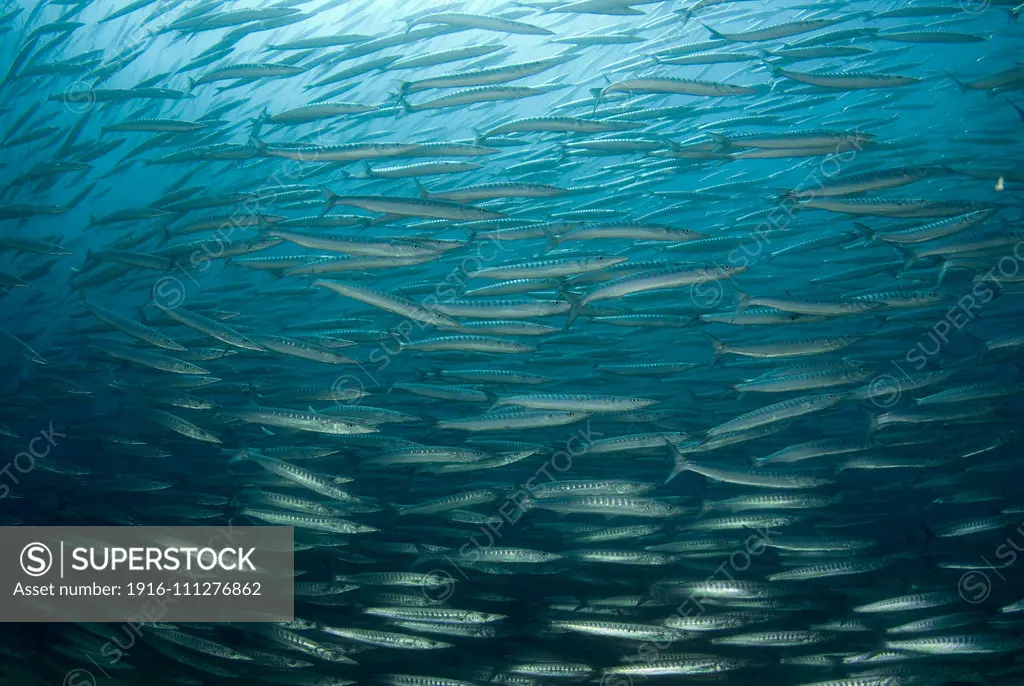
[696,499,714,518]
[860,404,881,439]
[663,139,683,157]
[245,383,260,406]
[637,583,660,608]
[892,244,917,270]
[185,76,196,97]
[228,448,250,463]
[760,59,782,88]
[319,185,339,216]
[772,188,795,202]
[570,596,590,612]
[853,221,876,245]
[394,80,409,95]
[663,438,691,485]
[413,178,429,198]
[544,224,564,250]
[1007,98,1024,122]
[565,301,583,329]
[254,212,274,232]
[733,290,752,319]
[411,543,434,566]
[248,130,267,155]
[707,132,729,153]
[946,72,969,93]
[561,289,583,329]
[702,332,727,364]
[703,23,725,40]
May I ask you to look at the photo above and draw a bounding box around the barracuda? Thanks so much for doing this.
[154,303,264,351]
[599,77,761,99]
[220,406,377,435]
[398,56,570,93]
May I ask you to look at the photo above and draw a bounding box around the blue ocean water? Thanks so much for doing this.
[1,0,1024,683]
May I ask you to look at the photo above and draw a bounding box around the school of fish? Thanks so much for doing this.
[1,0,1024,684]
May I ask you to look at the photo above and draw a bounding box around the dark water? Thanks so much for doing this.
[1,0,1024,684]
